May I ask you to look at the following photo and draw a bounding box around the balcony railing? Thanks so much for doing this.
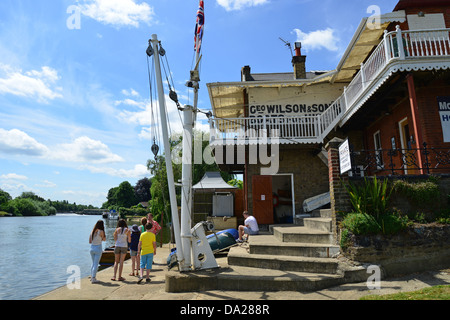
[209,27,450,145]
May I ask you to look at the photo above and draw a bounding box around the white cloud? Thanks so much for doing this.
[0,173,28,181]
[82,164,149,178]
[217,0,269,11]
[0,65,62,102]
[0,128,49,157]
[54,136,124,164]
[293,28,339,52]
[80,0,154,28]
[35,180,57,188]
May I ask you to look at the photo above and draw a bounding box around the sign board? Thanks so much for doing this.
[339,139,352,174]
[437,96,450,143]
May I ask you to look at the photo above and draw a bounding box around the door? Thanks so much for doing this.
[252,175,274,224]
[399,118,415,174]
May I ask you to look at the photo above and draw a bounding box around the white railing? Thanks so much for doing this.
[209,27,450,145]
[341,27,450,117]
[209,114,321,143]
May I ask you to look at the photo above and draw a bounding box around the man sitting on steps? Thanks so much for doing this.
[238,211,259,243]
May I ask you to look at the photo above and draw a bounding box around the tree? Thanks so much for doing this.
[134,177,152,203]
[115,181,138,208]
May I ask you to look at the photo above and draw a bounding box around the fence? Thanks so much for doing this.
[350,142,450,176]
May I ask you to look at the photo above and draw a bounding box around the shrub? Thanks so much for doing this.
[341,213,382,235]
[379,213,410,235]
[344,177,392,219]
[392,179,440,209]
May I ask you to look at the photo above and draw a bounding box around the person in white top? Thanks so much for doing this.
[238,211,259,242]
[112,219,131,281]
[89,220,106,283]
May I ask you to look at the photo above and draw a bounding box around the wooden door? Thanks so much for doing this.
[252,175,273,224]
[399,118,415,174]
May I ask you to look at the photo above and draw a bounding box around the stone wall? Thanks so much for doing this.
[343,225,450,277]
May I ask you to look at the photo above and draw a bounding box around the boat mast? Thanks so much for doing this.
[148,34,185,268]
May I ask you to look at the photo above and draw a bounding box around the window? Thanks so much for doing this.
[373,131,384,169]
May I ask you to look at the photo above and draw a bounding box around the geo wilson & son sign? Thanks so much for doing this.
[249,102,334,118]
[437,96,450,143]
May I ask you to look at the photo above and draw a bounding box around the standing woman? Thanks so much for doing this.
[112,219,131,281]
[89,220,106,283]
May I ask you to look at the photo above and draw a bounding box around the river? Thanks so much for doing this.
[0,214,120,300]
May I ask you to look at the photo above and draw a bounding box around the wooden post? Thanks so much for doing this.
[406,73,424,174]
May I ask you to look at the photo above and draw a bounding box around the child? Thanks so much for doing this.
[129,225,141,276]
[137,223,157,283]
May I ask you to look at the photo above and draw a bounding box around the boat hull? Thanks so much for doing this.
[99,247,131,267]
[167,229,238,267]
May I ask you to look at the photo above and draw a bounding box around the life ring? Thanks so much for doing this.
[273,194,279,207]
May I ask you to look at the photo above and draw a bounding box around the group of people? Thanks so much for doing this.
[88,213,161,284]
[88,210,259,284]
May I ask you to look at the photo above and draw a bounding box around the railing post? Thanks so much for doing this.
[384,30,391,60]
[343,86,348,109]
[396,25,406,60]
[360,62,366,90]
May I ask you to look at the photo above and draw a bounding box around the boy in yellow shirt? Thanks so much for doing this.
[137,223,157,283]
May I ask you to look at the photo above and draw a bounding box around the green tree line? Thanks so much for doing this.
[0,190,97,217]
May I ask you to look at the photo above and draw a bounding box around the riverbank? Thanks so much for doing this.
[34,243,450,301]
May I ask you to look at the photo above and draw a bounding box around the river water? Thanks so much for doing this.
[0,214,120,300]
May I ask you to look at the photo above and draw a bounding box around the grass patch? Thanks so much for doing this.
[361,285,450,300]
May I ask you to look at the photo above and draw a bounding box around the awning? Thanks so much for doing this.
[192,171,237,190]
[331,10,406,83]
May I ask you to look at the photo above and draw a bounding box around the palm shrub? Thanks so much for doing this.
[342,177,409,236]
[344,177,392,220]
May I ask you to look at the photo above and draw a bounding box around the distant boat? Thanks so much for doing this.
[102,211,119,220]
[99,246,131,267]
[108,212,119,220]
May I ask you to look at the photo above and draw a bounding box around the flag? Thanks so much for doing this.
[194,0,204,53]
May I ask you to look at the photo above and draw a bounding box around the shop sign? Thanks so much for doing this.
[249,102,333,118]
[437,96,450,143]
[339,139,352,174]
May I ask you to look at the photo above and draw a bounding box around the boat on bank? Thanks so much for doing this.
[99,247,131,267]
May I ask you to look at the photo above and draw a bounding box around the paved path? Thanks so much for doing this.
[34,244,450,301]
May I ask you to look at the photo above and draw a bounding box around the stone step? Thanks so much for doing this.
[304,217,332,232]
[248,234,339,258]
[273,226,333,244]
[311,208,332,218]
[166,263,350,293]
[227,246,340,274]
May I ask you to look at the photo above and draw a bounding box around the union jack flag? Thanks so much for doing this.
[194,0,204,53]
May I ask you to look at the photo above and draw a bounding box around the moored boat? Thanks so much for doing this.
[99,246,131,267]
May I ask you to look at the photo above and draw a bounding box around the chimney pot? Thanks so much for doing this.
[294,42,302,56]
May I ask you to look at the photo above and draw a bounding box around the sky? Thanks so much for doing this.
[0,0,400,207]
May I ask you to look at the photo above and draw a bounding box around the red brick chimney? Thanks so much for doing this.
[292,42,306,79]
